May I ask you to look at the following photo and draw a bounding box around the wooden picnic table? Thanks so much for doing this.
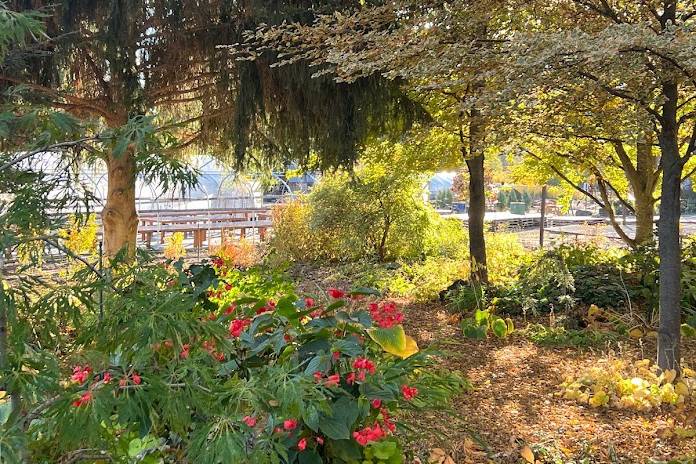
[139,219,272,248]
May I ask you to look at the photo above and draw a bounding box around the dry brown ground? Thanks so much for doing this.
[289,266,696,463]
[402,301,696,464]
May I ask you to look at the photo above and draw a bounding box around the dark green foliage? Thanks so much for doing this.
[5,0,423,168]
[523,324,621,349]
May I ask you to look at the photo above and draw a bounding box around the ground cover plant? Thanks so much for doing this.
[0,255,464,463]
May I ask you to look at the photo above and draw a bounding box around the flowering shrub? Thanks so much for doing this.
[0,257,464,463]
[558,359,696,410]
[210,238,261,268]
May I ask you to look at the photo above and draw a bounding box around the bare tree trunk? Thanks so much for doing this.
[465,145,488,284]
[634,190,656,246]
[102,147,138,259]
[657,79,682,372]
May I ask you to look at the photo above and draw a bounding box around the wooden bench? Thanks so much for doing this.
[139,220,272,248]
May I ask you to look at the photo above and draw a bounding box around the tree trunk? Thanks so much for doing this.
[633,190,656,246]
[466,151,488,284]
[102,148,138,259]
[656,79,682,372]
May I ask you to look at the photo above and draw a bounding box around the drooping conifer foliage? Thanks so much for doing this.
[3,0,421,256]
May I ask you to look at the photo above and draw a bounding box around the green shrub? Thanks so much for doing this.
[270,164,468,265]
[523,323,621,348]
[1,256,465,463]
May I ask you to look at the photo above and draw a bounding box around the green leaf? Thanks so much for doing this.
[298,450,323,464]
[371,440,398,459]
[318,416,350,440]
[367,325,419,359]
[462,321,486,339]
[491,318,508,338]
[474,309,490,326]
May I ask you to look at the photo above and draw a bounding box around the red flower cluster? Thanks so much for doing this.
[380,407,397,432]
[242,415,256,427]
[327,288,345,299]
[118,372,142,387]
[304,297,315,308]
[70,365,92,384]
[229,318,251,337]
[368,301,404,328]
[348,356,376,383]
[313,372,341,388]
[297,437,307,451]
[72,391,92,407]
[256,300,275,315]
[353,422,385,446]
[401,385,418,401]
[283,418,298,431]
[180,343,191,359]
[211,257,224,268]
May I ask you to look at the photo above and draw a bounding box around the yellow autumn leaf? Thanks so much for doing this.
[520,445,535,463]
[628,327,644,339]
[675,382,689,396]
[587,304,602,318]
[661,369,677,385]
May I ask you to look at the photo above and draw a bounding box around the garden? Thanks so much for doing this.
[2,1,696,464]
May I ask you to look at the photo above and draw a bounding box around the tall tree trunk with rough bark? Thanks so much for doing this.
[657,79,682,372]
[102,147,138,259]
[464,109,488,284]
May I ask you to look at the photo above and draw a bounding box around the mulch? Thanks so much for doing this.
[402,301,696,464]
[288,265,696,463]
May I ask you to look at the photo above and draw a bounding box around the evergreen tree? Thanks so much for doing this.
[3,0,419,258]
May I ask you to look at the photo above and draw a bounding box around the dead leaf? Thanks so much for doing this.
[520,445,535,463]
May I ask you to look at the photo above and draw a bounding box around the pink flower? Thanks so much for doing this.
[132,373,142,385]
[102,372,111,384]
[352,357,376,375]
[224,304,237,315]
[243,415,257,427]
[313,371,324,382]
[297,437,307,451]
[346,372,356,385]
[229,318,251,337]
[70,365,92,384]
[304,297,315,308]
[180,344,191,359]
[332,351,341,361]
[283,418,298,431]
[401,385,418,401]
[324,374,340,388]
[119,377,128,388]
[381,408,396,432]
[369,301,405,328]
[316,436,324,445]
[353,423,385,446]
[72,391,92,407]
[371,399,382,409]
[327,288,345,299]
[256,305,270,315]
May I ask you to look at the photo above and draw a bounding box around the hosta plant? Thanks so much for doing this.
[0,256,464,463]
